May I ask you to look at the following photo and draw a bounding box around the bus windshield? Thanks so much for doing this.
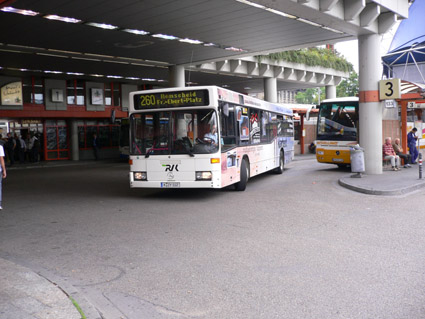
[130,109,219,156]
[317,102,358,141]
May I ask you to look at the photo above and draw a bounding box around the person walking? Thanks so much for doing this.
[0,143,7,210]
[407,127,419,164]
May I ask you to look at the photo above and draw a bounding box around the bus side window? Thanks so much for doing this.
[220,102,237,150]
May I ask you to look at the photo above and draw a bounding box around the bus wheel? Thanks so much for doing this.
[274,151,284,174]
[235,158,249,191]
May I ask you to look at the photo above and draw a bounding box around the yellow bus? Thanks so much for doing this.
[315,97,358,168]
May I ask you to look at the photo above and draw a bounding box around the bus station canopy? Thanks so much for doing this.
[382,0,425,83]
[0,0,408,92]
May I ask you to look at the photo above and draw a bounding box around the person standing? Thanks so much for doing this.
[407,127,419,164]
[93,133,100,160]
[29,133,39,162]
[18,135,26,164]
[5,133,16,166]
[0,143,7,210]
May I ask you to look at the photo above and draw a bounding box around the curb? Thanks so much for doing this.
[0,254,102,319]
[338,177,425,196]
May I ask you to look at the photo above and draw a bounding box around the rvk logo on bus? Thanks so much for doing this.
[163,164,179,172]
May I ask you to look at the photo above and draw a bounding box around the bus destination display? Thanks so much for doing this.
[134,90,209,109]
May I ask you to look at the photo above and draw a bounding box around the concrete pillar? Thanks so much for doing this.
[325,85,336,99]
[264,77,277,103]
[169,65,185,87]
[358,33,382,174]
[70,120,79,161]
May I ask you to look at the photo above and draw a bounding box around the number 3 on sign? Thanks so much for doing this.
[379,79,401,100]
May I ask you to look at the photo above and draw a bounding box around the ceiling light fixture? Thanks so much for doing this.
[44,14,81,23]
[296,17,321,27]
[86,22,118,30]
[152,34,179,40]
[321,26,344,34]
[179,38,203,45]
[122,29,150,36]
[1,7,39,16]
[44,70,63,74]
[265,8,296,19]
[203,43,220,48]
[67,72,84,76]
[225,47,247,52]
[235,0,265,9]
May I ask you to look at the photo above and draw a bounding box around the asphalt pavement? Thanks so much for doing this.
[1,156,425,319]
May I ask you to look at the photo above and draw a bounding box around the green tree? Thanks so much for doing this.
[295,87,325,104]
[337,71,358,97]
[257,48,354,73]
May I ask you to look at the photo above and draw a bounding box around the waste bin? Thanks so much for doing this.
[350,145,365,173]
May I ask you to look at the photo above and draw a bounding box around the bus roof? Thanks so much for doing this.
[321,97,358,104]
[130,85,293,116]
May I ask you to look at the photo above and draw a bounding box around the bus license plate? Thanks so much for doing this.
[161,182,180,188]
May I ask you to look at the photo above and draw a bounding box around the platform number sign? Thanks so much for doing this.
[379,78,401,100]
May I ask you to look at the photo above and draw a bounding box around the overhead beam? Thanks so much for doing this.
[319,0,339,12]
[344,0,365,21]
[378,12,397,34]
[360,3,380,27]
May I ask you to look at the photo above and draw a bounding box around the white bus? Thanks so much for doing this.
[129,86,294,191]
[315,97,359,168]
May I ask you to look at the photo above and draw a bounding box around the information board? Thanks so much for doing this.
[134,90,209,109]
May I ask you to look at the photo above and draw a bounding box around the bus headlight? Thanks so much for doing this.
[196,171,212,181]
[134,172,147,181]
[317,151,324,155]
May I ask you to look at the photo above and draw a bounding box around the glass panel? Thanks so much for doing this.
[283,116,294,137]
[58,127,67,149]
[105,83,112,106]
[111,126,119,147]
[260,111,271,143]
[78,126,85,148]
[317,102,357,141]
[59,151,69,158]
[113,83,120,106]
[47,151,58,159]
[99,126,110,148]
[130,109,218,155]
[34,78,44,105]
[250,109,260,144]
[220,102,236,150]
[86,126,97,148]
[22,77,32,103]
[76,80,85,105]
[67,80,75,105]
[46,127,57,150]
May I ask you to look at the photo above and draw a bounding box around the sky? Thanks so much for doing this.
[334,23,400,73]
